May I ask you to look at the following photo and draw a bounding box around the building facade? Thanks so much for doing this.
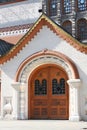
[0,0,87,121]
[42,0,87,43]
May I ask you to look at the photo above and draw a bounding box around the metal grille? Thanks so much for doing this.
[35,79,47,95]
[63,0,72,14]
[52,78,65,95]
[78,0,87,11]
[77,19,87,40]
[49,0,57,16]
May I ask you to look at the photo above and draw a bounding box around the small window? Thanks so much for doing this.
[78,0,87,11]
[34,79,47,95]
[77,19,87,40]
[62,0,72,14]
[49,0,57,16]
[60,78,65,94]
[52,78,65,95]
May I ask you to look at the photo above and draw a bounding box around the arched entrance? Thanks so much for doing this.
[15,50,81,121]
[28,64,69,119]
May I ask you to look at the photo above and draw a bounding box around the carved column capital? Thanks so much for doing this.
[11,82,21,91]
[67,79,81,88]
[12,82,26,92]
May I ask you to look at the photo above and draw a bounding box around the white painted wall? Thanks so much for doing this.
[1,26,87,120]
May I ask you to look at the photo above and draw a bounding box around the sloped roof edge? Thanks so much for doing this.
[0,13,87,64]
[0,39,14,56]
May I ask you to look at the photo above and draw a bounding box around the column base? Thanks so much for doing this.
[18,113,25,120]
[69,115,81,121]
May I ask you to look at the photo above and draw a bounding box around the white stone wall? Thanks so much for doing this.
[1,26,87,120]
[0,0,42,28]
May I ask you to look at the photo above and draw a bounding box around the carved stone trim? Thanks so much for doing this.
[18,55,72,83]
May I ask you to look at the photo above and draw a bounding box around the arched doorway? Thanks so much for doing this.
[15,50,81,121]
[28,64,69,119]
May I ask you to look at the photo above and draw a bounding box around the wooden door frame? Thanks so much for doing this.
[28,64,69,119]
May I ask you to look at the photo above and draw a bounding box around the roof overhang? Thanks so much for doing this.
[0,13,87,64]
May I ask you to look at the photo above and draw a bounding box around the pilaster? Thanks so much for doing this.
[67,79,81,121]
[12,82,26,120]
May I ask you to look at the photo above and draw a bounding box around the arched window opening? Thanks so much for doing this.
[62,0,72,14]
[62,21,72,35]
[49,0,57,16]
[77,0,87,11]
[60,78,65,94]
[77,19,87,40]
[34,79,47,95]
[52,78,65,95]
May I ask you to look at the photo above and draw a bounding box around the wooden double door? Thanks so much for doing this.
[29,65,69,119]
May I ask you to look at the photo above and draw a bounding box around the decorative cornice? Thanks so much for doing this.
[0,23,33,33]
[0,13,87,64]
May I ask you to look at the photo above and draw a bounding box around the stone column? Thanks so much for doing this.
[12,82,26,120]
[67,79,81,121]
[19,83,26,120]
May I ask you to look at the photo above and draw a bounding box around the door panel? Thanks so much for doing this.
[29,65,69,119]
[30,68,49,119]
[49,67,68,119]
